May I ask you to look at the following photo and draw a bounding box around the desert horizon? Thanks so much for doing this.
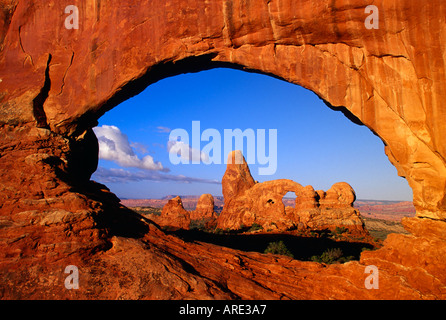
[121,196,416,218]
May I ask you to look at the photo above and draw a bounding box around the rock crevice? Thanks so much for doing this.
[32,53,51,129]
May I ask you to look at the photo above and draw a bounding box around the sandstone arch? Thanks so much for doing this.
[217,151,367,234]
[1,0,446,299]
[1,0,444,219]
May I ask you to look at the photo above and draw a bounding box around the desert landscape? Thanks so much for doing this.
[1,0,446,303]
[124,151,416,264]
[125,198,414,241]
[123,170,416,243]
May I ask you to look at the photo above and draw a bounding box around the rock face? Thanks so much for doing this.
[319,183,356,209]
[222,151,257,204]
[0,0,446,300]
[217,151,367,234]
[191,194,216,221]
[152,196,191,230]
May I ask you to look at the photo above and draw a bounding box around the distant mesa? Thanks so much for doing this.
[161,195,201,200]
[152,150,368,237]
[354,200,416,221]
[161,195,181,200]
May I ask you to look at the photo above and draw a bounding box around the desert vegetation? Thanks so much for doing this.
[310,248,355,264]
[264,241,294,258]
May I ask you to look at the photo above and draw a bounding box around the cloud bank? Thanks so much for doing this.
[93,125,167,172]
[92,125,219,186]
[93,167,220,185]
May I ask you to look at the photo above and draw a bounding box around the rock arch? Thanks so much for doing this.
[1,0,445,219]
[1,0,446,299]
[217,151,367,233]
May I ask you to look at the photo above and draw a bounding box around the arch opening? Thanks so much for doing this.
[282,191,297,209]
[90,66,414,262]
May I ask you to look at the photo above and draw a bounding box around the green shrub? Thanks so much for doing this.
[264,241,294,258]
[337,255,356,263]
[248,223,263,232]
[190,219,207,231]
[213,228,224,235]
[334,226,349,235]
[311,248,344,264]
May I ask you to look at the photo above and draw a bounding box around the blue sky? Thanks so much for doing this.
[92,68,413,201]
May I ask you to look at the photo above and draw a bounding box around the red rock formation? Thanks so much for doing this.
[295,186,319,211]
[121,195,224,211]
[222,151,256,204]
[3,211,445,300]
[0,0,445,300]
[190,194,216,221]
[153,196,191,230]
[217,151,367,234]
[319,183,356,209]
[148,194,217,229]
[1,0,445,218]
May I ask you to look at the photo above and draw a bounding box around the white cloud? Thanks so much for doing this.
[93,125,167,172]
[167,140,209,163]
[156,126,171,133]
[93,167,220,184]
[130,141,149,154]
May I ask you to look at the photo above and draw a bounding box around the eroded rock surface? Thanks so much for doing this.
[1,0,445,218]
[191,194,216,221]
[153,196,191,230]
